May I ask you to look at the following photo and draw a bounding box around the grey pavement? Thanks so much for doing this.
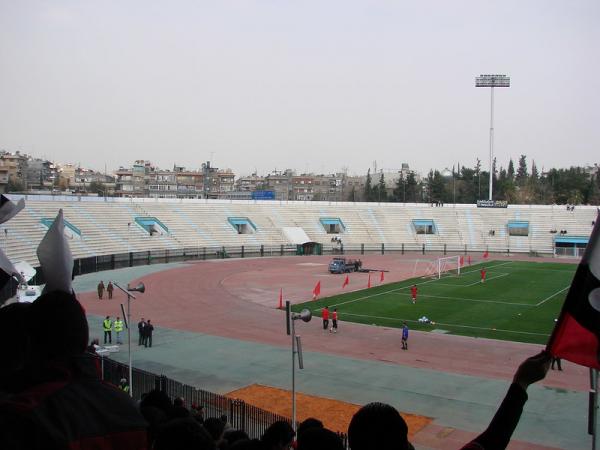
[73,262,186,293]
[88,315,589,450]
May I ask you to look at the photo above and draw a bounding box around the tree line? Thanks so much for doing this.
[360,156,600,205]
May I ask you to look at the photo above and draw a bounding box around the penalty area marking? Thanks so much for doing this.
[535,285,570,306]
[464,272,509,287]
[436,272,510,288]
[416,293,529,306]
[320,261,514,310]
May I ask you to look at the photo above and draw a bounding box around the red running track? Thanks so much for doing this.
[78,254,587,392]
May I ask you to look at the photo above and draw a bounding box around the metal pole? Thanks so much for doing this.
[114,282,137,398]
[591,368,599,450]
[291,317,297,434]
[453,172,456,205]
[489,86,495,201]
[128,293,133,397]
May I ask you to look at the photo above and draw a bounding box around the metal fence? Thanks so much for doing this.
[554,246,586,258]
[97,355,349,446]
[25,240,554,287]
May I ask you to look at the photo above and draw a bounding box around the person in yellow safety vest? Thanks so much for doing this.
[114,317,124,345]
[103,316,112,345]
[119,378,130,393]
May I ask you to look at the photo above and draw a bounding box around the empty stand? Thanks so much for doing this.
[2,196,597,266]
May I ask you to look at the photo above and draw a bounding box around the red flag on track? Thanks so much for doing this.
[342,275,349,288]
[547,216,600,369]
[312,281,321,300]
[368,273,372,288]
[380,271,385,282]
[278,288,283,309]
[483,250,489,259]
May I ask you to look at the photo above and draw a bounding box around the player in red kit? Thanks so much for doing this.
[480,268,487,283]
[322,306,329,330]
[330,308,338,333]
[410,284,418,304]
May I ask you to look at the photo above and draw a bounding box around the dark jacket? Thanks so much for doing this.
[0,354,148,450]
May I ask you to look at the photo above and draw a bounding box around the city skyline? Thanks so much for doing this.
[4,147,597,179]
[1,1,598,176]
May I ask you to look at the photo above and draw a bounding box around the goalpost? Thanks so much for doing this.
[423,255,461,279]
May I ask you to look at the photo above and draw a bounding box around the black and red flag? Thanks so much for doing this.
[547,215,600,369]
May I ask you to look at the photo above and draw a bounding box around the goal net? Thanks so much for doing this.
[422,256,461,279]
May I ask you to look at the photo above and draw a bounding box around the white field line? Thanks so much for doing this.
[437,272,509,288]
[464,272,509,287]
[341,312,550,336]
[535,286,571,306]
[504,265,576,273]
[322,261,514,309]
[416,293,528,306]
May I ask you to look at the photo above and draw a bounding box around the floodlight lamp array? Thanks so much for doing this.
[475,74,510,87]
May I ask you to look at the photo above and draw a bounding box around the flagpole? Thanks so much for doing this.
[591,368,599,450]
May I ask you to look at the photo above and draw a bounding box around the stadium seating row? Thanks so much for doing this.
[1,197,596,266]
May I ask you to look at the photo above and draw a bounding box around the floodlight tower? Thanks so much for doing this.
[475,74,510,200]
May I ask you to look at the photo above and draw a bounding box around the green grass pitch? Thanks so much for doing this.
[293,260,577,344]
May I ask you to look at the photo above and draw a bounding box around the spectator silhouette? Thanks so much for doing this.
[140,389,173,444]
[297,427,344,450]
[297,417,324,441]
[261,420,295,450]
[229,439,266,450]
[154,417,216,450]
[0,302,32,396]
[224,429,250,447]
[204,416,227,445]
[191,403,205,424]
[172,396,190,418]
[86,337,100,354]
[348,402,413,450]
[0,290,148,449]
[347,352,550,450]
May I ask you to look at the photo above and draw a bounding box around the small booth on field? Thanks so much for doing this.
[296,242,322,255]
[281,227,322,255]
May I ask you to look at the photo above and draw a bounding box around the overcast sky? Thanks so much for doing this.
[0,0,598,176]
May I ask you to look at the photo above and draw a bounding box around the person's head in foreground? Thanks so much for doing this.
[297,427,344,450]
[261,420,295,450]
[348,402,415,450]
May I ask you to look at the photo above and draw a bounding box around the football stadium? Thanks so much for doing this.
[1,2,598,449]
[0,196,597,449]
